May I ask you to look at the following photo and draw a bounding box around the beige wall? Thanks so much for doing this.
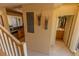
[0,7,9,31]
[22,4,53,54]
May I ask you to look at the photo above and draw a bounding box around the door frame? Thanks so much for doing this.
[55,15,75,47]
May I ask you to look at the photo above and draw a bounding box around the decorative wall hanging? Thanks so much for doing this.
[45,17,48,30]
[37,14,41,26]
[58,16,66,29]
[0,15,4,26]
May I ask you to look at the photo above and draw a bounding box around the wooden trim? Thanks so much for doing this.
[6,8,22,16]
[0,25,21,45]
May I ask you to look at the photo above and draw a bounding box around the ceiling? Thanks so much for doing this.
[0,3,78,8]
[0,3,78,13]
[0,3,64,8]
[0,3,24,8]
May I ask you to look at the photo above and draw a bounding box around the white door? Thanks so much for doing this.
[26,12,50,55]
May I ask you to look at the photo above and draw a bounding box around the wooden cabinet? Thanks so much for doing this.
[11,26,24,41]
[18,27,24,39]
[56,30,64,40]
[7,13,24,42]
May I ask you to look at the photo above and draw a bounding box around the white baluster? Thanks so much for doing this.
[18,46,21,56]
[13,42,18,56]
[4,33,12,56]
[23,43,27,56]
[8,38,15,56]
[0,31,8,55]
[0,30,4,52]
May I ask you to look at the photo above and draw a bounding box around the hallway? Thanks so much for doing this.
[50,40,73,56]
[28,40,73,56]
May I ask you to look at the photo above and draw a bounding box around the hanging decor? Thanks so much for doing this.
[45,17,48,30]
[0,15,4,26]
[58,16,66,29]
[37,14,41,26]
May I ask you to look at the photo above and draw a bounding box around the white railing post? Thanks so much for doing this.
[23,42,27,56]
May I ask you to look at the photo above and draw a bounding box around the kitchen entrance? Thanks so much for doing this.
[7,9,25,42]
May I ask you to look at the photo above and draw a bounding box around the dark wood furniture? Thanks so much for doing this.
[56,30,64,40]
[10,26,24,42]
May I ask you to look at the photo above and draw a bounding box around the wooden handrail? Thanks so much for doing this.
[0,25,21,45]
[0,25,27,56]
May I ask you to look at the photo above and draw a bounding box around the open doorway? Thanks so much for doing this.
[56,15,74,46]
[6,9,25,42]
[56,16,66,41]
[50,15,74,56]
